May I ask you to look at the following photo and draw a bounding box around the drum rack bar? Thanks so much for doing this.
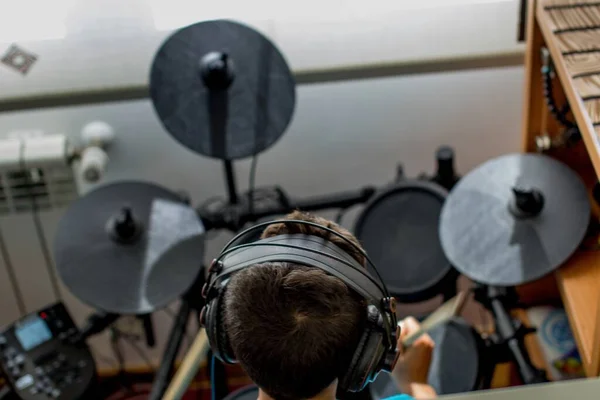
[522,0,600,377]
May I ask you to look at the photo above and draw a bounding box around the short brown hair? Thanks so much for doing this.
[224,211,367,400]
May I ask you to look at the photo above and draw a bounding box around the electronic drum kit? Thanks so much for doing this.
[32,17,594,400]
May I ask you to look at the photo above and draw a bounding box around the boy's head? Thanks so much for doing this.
[223,211,368,400]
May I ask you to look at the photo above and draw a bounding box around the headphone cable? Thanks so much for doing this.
[248,155,258,215]
[210,355,217,400]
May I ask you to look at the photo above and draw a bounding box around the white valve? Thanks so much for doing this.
[81,121,115,146]
[80,146,109,183]
[79,121,115,183]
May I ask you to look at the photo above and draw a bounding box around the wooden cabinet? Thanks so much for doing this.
[521,0,600,377]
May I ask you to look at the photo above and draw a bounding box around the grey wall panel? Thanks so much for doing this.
[0,215,59,313]
[37,209,93,317]
[0,1,522,106]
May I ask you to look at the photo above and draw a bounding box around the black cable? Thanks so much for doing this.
[477,301,492,335]
[542,62,576,129]
[248,155,258,215]
[93,351,119,370]
[0,229,26,314]
[162,306,176,318]
[110,327,129,392]
[17,166,62,303]
[162,307,193,350]
[0,385,12,400]
[108,332,159,396]
[31,208,62,301]
[334,207,349,225]
[199,196,228,214]
[119,331,155,373]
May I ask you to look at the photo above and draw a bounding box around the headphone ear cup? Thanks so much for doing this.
[216,287,236,363]
[339,307,385,392]
[205,288,236,364]
[204,300,220,359]
[340,324,371,392]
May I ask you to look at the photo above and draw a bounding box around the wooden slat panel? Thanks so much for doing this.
[522,0,547,152]
[564,53,600,76]
[538,0,600,376]
[555,250,600,375]
[547,6,600,31]
[573,75,600,97]
[544,0,600,7]
[556,29,600,52]
[584,98,600,122]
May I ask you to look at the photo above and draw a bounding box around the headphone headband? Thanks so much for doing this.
[210,234,386,304]
[221,219,391,298]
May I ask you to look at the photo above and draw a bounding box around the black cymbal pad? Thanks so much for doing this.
[439,153,590,286]
[354,181,454,303]
[150,19,296,160]
[53,181,205,314]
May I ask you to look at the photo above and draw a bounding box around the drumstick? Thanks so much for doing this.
[401,291,468,347]
[162,329,210,400]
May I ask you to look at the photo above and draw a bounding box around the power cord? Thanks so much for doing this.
[31,205,62,301]
[121,334,155,373]
[334,207,350,225]
[110,327,129,393]
[200,155,259,217]
[24,168,62,302]
[0,229,25,314]
[107,326,158,399]
[114,328,155,373]
[161,307,194,352]
[93,351,119,371]
[248,155,258,215]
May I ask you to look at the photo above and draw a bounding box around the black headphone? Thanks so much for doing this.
[200,219,399,392]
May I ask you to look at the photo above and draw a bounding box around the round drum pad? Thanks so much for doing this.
[354,181,456,303]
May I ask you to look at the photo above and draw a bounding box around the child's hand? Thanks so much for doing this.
[392,317,437,399]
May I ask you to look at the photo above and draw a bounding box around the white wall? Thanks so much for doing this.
[0,0,522,104]
[0,64,525,369]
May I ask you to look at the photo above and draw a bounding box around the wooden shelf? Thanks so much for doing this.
[536,0,600,178]
[556,250,600,376]
[522,0,600,377]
